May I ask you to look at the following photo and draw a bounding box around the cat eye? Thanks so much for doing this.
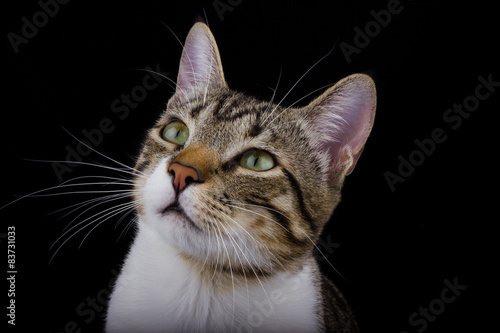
[162,121,189,146]
[239,149,275,172]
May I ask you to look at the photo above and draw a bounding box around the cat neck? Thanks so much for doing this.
[107,219,323,332]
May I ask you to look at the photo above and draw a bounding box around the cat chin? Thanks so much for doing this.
[143,210,268,271]
[147,210,204,244]
[161,209,204,234]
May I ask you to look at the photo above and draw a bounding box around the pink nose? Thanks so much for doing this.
[168,163,200,193]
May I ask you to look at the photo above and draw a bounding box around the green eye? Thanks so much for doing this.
[240,149,275,172]
[162,121,189,145]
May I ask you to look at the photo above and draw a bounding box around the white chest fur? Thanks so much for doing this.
[106,224,322,333]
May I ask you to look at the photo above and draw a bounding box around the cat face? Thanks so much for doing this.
[133,23,376,277]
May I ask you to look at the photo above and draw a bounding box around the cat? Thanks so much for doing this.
[105,22,376,333]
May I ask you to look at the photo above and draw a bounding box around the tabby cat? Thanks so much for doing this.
[105,22,376,333]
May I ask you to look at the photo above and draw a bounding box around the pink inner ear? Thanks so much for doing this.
[343,95,375,153]
[313,74,376,174]
[178,42,211,90]
[176,23,226,96]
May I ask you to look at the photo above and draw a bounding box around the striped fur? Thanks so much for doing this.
[107,22,375,332]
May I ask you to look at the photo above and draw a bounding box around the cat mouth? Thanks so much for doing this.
[162,202,183,214]
[162,202,202,232]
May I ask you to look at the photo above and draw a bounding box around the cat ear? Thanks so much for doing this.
[175,22,227,97]
[306,74,376,176]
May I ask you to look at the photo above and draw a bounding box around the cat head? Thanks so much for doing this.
[133,23,376,277]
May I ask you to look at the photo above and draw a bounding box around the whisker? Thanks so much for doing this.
[265,82,337,128]
[60,127,146,176]
[51,192,129,217]
[213,210,280,326]
[22,159,144,179]
[260,41,339,127]
[298,230,348,282]
[60,193,132,232]
[114,205,136,230]
[60,174,134,184]
[1,178,134,210]
[286,82,336,110]
[46,175,134,218]
[27,189,135,198]
[220,201,290,275]
[222,199,347,281]
[211,207,274,276]
[263,67,283,114]
[138,68,177,92]
[49,201,136,263]
[50,201,135,251]
[117,215,138,243]
[224,203,289,233]
[259,119,312,137]
[214,217,251,312]
[209,216,236,326]
[209,217,223,282]
[222,199,289,223]
[160,21,185,55]
[195,193,265,275]
[78,203,137,248]
[199,219,213,272]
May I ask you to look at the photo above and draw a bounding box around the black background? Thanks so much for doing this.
[4,0,498,332]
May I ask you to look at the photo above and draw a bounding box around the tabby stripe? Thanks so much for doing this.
[215,98,263,122]
[248,121,262,137]
[281,168,317,234]
[213,94,230,116]
[135,159,150,174]
[215,107,258,121]
[190,104,204,118]
[246,198,308,246]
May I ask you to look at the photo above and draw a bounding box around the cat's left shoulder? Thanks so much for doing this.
[319,272,359,333]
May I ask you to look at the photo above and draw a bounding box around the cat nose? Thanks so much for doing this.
[168,163,200,193]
